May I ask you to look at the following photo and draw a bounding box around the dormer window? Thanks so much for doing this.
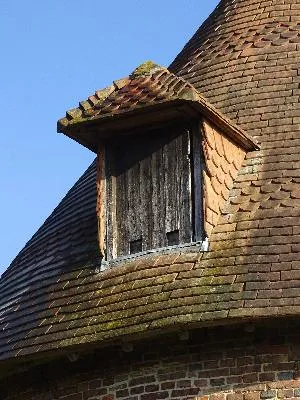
[58,61,258,262]
[103,123,203,259]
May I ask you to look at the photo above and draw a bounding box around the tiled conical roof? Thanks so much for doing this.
[1,0,300,367]
[171,0,300,137]
[170,0,300,316]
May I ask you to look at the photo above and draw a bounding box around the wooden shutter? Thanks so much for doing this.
[105,125,195,259]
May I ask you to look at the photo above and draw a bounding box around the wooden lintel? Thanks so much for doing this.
[96,144,106,257]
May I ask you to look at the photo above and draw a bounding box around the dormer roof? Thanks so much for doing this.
[58,61,257,152]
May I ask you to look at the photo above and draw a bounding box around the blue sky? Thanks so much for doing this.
[0,1,219,275]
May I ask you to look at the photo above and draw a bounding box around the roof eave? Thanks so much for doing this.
[190,98,259,151]
[58,98,259,153]
[58,99,196,153]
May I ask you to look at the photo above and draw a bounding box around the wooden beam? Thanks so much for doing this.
[105,145,118,260]
[96,143,106,257]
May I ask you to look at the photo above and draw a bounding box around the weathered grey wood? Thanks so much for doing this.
[164,131,178,234]
[105,145,118,260]
[96,144,106,257]
[139,151,151,251]
[105,124,196,258]
[127,153,142,251]
[152,141,165,249]
[179,128,193,244]
[115,147,127,256]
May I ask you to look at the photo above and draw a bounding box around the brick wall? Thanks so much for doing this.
[2,319,300,400]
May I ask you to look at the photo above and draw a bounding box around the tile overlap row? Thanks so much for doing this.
[1,0,300,364]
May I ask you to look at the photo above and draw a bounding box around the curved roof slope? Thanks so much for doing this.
[1,0,300,364]
[171,0,300,133]
[0,162,100,361]
[170,0,300,308]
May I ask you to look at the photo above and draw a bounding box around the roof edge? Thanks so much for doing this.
[1,312,298,376]
[58,98,258,154]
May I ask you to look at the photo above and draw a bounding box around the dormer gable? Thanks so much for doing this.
[58,62,258,261]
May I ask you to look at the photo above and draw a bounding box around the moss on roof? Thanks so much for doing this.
[130,61,163,79]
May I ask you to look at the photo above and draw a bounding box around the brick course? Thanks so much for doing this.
[2,321,300,400]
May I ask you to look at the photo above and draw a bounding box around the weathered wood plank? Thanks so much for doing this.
[140,146,152,251]
[105,124,196,259]
[151,137,165,249]
[105,144,118,260]
[96,144,106,257]
[179,128,193,244]
[165,131,178,234]
[115,149,126,256]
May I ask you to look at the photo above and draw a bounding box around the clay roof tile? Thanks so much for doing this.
[1,0,300,367]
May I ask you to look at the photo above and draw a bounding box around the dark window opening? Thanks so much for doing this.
[166,230,179,246]
[130,239,143,254]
